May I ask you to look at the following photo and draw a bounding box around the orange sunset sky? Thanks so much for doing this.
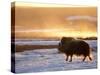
[12,2,97,39]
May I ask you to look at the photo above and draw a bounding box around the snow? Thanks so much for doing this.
[14,40,97,73]
[15,39,59,45]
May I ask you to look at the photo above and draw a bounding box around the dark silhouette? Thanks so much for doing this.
[58,37,92,62]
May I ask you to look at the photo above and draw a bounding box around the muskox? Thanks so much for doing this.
[58,37,92,62]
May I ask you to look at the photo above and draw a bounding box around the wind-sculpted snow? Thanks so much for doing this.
[15,40,97,73]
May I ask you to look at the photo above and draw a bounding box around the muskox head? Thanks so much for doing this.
[58,37,75,53]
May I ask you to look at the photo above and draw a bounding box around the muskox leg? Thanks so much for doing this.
[88,56,92,61]
[66,55,69,61]
[83,56,87,61]
[69,55,73,62]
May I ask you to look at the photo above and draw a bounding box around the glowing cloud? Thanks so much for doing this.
[66,16,97,22]
[15,29,75,32]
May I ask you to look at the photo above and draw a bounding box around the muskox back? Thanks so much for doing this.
[67,40,90,56]
[58,37,92,62]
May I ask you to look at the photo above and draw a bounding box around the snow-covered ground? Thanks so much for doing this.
[15,40,97,73]
[15,39,59,45]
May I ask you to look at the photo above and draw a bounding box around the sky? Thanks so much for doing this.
[12,2,97,39]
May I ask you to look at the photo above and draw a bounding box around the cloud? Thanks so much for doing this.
[66,16,97,22]
[15,29,75,32]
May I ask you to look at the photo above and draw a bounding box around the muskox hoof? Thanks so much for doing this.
[66,57,68,61]
[83,59,85,62]
[69,59,72,62]
[69,60,72,62]
[66,59,68,61]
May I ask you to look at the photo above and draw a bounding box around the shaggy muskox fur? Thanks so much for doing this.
[58,37,92,62]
